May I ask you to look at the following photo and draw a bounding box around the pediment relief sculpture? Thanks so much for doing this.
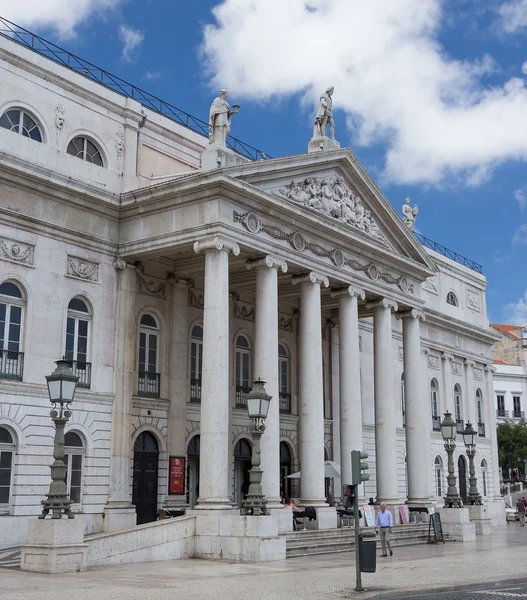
[273,176,388,245]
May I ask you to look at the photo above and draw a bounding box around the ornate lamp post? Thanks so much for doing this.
[39,359,78,519]
[462,422,483,505]
[242,379,271,516]
[440,411,462,508]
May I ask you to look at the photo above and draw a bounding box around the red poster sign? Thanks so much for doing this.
[169,456,186,495]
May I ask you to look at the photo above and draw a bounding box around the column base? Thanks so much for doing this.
[439,507,476,542]
[192,500,237,512]
[20,518,88,573]
[103,502,137,532]
[163,497,188,510]
[302,506,337,530]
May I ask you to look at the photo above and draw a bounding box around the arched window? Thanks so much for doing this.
[401,372,406,427]
[190,325,203,403]
[0,426,15,507]
[454,384,463,431]
[481,459,487,496]
[65,297,91,388]
[138,314,160,398]
[476,389,485,437]
[446,291,459,307]
[67,136,104,167]
[0,108,42,142]
[0,281,24,381]
[235,335,251,407]
[64,431,84,506]
[431,379,440,430]
[278,344,291,414]
[435,456,443,498]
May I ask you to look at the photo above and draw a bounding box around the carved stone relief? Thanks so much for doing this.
[422,275,438,295]
[0,237,34,266]
[116,128,125,165]
[398,346,404,361]
[273,176,388,245]
[232,293,255,322]
[55,102,65,146]
[473,367,484,381]
[135,263,166,299]
[233,211,414,294]
[466,289,481,313]
[66,256,99,282]
[451,362,462,376]
[279,314,293,332]
[427,355,440,370]
[189,288,204,308]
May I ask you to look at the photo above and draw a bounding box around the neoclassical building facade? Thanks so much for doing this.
[0,24,504,548]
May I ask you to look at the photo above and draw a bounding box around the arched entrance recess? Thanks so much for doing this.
[234,438,252,508]
[132,431,159,525]
[458,455,467,505]
[187,435,200,509]
[280,442,292,499]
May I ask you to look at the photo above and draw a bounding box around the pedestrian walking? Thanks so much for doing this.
[375,503,393,556]
[516,498,525,526]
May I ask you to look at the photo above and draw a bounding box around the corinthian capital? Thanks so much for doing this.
[193,236,240,256]
[366,298,398,312]
[291,272,329,288]
[330,285,365,300]
[246,255,288,273]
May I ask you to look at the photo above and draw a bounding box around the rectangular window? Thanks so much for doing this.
[190,341,203,380]
[497,395,505,412]
[0,451,13,504]
[64,453,82,505]
[435,469,442,497]
[514,396,521,414]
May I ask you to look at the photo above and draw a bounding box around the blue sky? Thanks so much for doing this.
[2,0,527,324]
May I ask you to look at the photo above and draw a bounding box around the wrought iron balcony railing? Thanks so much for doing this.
[138,371,161,398]
[235,386,251,409]
[513,410,525,419]
[414,232,483,274]
[279,393,291,414]
[456,419,464,434]
[190,378,201,403]
[496,409,509,418]
[0,349,24,381]
[70,360,91,389]
[432,415,441,431]
[478,422,485,437]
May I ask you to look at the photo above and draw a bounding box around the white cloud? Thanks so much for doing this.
[118,25,143,62]
[515,186,527,209]
[505,290,527,325]
[0,0,123,38]
[202,0,527,186]
[512,224,527,245]
[498,0,527,33]
[522,61,527,75]
[145,71,161,80]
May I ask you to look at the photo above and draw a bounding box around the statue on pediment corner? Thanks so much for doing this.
[313,86,335,139]
[402,197,418,229]
[208,89,239,147]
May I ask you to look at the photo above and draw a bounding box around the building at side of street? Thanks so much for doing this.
[0,21,504,552]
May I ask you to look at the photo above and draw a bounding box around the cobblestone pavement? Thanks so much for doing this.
[1,525,527,600]
[391,581,527,600]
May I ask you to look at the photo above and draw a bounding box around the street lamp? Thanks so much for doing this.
[440,411,462,508]
[39,359,78,519]
[462,422,483,506]
[242,379,271,516]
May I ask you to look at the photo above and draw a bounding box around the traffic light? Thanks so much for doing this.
[351,450,370,485]
[343,484,356,509]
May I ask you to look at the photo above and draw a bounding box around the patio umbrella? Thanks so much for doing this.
[287,460,341,479]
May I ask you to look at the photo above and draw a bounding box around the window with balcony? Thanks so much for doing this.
[278,344,291,414]
[446,291,459,307]
[476,389,485,437]
[0,108,42,142]
[431,378,440,430]
[235,335,251,408]
[0,426,15,509]
[496,395,507,418]
[454,384,464,432]
[190,325,203,403]
[67,136,104,167]
[0,281,24,381]
[64,431,84,507]
[138,314,160,398]
[65,297,91,389]
[513,396,524,419]
[401,372,406,427]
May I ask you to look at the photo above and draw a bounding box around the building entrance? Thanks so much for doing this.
[234,438,252,509]
[458,455,467,504]
[187,435,200,509]
[132,431,159,525]
[280,441,292,499]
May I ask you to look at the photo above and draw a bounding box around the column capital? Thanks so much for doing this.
[484,364,496,374]
[193,236,240,256]
[113,257,128,270]
[396,308,426,321]
[442,352,454,363]
[167,273,195,288]
[292,271,329,288]
[366,298,398,312]
[464,358,476,368]
[330,285,365,300]
[246,255,288,273]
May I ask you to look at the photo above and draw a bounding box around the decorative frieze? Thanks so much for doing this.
[422,275,438,295]
[232,292,255,322]
[466,289,481,313]
[135,263,166,299]
[66,256,99,282]
[451,361,462,376]
[115,128,125,161]
[234,211,414,294]
[427,354,440,370]
[189,288,204,308]
[278,314,293,332]
[473,367,484,381]
[0,237,34,266]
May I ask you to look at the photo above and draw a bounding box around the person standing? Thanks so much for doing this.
[375,503,394,557]
[516,498,525,526]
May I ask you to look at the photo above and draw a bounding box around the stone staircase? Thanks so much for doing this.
[283,523,434,558]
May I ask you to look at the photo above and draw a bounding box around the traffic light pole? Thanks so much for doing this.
[354,484,363,591]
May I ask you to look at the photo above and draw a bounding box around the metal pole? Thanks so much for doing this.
[466,446,483,505]
[242,418,268,516]
[444,439,462,508]
[354,484,362,591]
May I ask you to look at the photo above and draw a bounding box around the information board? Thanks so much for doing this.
[363,504,375,527]
[427,512,445,544]
[398,505,409,524]
[168,456,186,495]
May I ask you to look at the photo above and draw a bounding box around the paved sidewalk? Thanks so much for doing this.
[1,525,526,600]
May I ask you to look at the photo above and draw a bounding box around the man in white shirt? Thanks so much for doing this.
[374,504,394,557]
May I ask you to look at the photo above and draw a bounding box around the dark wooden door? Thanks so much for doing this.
[458,456,467,505]
[132,432,159,525]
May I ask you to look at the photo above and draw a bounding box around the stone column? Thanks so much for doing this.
[193,237,240,510]
[104,259,137,531]
[485,365,502,499]
[399,309,430,505]
[330,322,341,503]
[366,298,399,506]
[292,273,329,507]
[442,353,454,414]
[464,360,476,426]
[246,256,288,511]
[164,278,191,508]
[331,286,365,497]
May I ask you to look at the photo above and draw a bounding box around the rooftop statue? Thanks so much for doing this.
[208,89,239,147]
[402,197,418,230]
[314,86,335,139]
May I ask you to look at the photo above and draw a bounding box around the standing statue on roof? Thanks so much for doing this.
[208,89,240,148]
[313,86,335,139]
[402,197,418,230]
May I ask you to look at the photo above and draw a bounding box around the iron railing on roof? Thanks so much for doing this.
[414,232,482,274]
[0,16,270,162]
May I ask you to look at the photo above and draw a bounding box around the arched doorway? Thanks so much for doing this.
[132,431,159,525]
[187,435,200,509]
[324,447,331,501]
[458,455,467,505]
[234,438,252,508]
[280,442,293,499]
